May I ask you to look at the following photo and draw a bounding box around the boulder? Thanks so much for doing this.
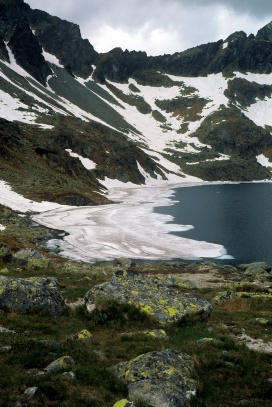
[13,248,52,270]
[44,356,75,373]
[239,262,271,277]
[24,387,38,397]
[85,270,212,325]
[212,291,237,305]
[113,401,135,407]
[69,329,95,342]
[0,276,66,316]
[112,349,196,407]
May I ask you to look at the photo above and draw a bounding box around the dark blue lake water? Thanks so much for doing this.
[154,183,272,265]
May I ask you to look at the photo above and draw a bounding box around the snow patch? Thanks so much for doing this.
[0,180,66,213]
[0,224,6,231]
[256,154,272,168]
[222,42,228,49]
[234,71,272,85]
[65,149,97,170]
[4,43,30,77]
[42,50,63,67]
[244,97,272,128]
[186,154,230,165]
[0,89,37,124]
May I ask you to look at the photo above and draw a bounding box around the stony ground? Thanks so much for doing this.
[0,205,272,406]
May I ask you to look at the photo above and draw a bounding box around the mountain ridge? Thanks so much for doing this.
[1,0,272,206]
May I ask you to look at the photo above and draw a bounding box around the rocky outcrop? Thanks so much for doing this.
[26,7,97,79]
[112,349,196,407]
[0,0,51,85]
[85,270,212,325]
[0,276,66,316]
[93,26,272,83]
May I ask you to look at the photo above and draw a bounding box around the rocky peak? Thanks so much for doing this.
[225,31,247,42]
[256,21,272,41]
[94,47,148,83]
[26,8,98,79]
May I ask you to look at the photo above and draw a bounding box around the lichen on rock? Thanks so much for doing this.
[0,276,66,316]
[44,356,76,373]
[85,270,212,325]
[13,248,52,270]
[121,329,168,340]
[70,329,95,342]
[112,349,196,407]
[239,262,271,278]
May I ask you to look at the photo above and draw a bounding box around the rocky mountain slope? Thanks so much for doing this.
[1,0,272,205]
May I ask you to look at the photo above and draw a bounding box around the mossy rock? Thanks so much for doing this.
[0,276,66,316]
[85,270,212,325]
[112,349,196,407]
[239,262,271,277]
[121,329,168,340]
[70,329,95,342]
[113,400,134,407]
[45,355,76,373]
[13,248,52,270]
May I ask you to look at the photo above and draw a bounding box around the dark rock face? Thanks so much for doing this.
[26,8,98,79]
[8,17,52,85]
[0,0,51,85]
[0,36,9,62]
[93,27,272,83]
[94,48,148,83]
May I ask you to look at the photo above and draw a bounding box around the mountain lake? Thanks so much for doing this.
[154,182,272,266]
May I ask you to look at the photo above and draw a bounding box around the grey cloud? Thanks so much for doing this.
[26,0,272,55]
[190,0,272,17]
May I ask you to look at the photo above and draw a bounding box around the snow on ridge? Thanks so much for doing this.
[65,149,97,170]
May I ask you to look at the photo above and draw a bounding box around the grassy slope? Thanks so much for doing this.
[0,207,271,406]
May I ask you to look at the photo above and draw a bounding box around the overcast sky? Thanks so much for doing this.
[26,0,272,56]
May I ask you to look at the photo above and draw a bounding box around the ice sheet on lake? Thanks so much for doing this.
[33,184,226,262]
